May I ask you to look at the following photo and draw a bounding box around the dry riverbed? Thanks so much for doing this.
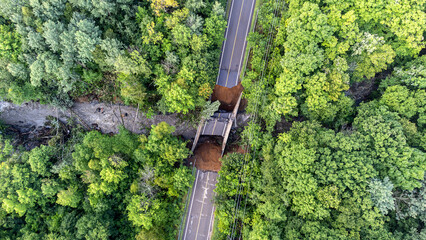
[0,101,197,140]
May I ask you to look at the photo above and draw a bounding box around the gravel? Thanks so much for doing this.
[0,101,197,140]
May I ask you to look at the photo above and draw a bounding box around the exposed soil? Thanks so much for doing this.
[0,101,196,140]
[211,83,244,111]
[193,142,223,172]
[238,98,248,111]
[191,141,248,172]
[75,96,91,103]
[225,144,246,155]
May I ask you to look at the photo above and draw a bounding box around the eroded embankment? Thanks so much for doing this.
[211,82,245,111]
[189,141,247,172]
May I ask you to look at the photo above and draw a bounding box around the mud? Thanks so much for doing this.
[0,101,196,140]
[193,142,223,172]
[225,144,247,155]
[191,141,248,172]
[211,83,244,111]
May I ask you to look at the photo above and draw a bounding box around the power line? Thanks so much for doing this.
[237,1,286,239]
[227,0,285,238]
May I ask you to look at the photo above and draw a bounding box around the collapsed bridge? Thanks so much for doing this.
[191,0,254,155]
[181,0,256,238]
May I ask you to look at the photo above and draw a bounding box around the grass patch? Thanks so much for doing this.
[225,0,233,19]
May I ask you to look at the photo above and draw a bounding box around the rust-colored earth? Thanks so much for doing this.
[226,144,247,155]
[211,83,244,111]
[193,142,223,172]
[191,142,248,172]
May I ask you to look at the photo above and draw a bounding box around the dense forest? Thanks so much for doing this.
[0,0,226,114]
[0,0,425,239]
[0,122,193,239]
[214,0,425,239]
[0,0,223,239]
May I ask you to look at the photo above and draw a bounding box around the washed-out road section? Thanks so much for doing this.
[183,0,256,238]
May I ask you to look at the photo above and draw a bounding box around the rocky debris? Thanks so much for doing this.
[235,113,251,128]
[3,116,71,151]
[0,101,196,140]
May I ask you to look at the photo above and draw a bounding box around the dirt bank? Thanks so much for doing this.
[211,83,244,111]
[192,141,248,172]
[0,101,196,140]
[193,142,223,172]
[225,144,247,155]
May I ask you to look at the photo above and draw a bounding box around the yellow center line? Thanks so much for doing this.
[195,172,210,240]
[225,0,246,87]
[211,118,218,135]
[211,113,220,135]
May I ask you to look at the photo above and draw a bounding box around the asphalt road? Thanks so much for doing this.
[183,170,218,240]
[217,0,256,88]
[182,0,256,239]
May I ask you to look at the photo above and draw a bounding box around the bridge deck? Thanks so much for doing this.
[183,0,256,238]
